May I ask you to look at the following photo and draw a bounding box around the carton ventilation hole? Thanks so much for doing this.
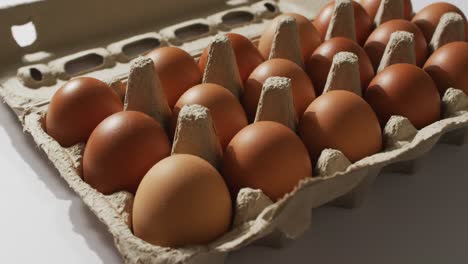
[64,53,104,76]
[264,3,276,12]
[29,68,43,81]
[174,23,210,41]
[11,21,37,47]
[222,11,254,26]
[122,38,161,58]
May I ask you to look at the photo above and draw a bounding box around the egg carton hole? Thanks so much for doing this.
[29,67,43,81]
[264,2,276,12]
[122,38,161,58]
[221,11,255,26]
[174,23,210,42]
[64,53,104,76]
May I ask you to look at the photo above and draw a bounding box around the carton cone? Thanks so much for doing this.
[325,0,357,42]
[268,16,304,68]
[171,104,223,169]
[124,57,171,129]
[202,34,243,98]
[254,76,297,131]
[378,31,415,72]
[374,0,404,26]
[323,51,361,96]
[429,12,466,53]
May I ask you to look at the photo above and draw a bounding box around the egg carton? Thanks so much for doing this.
[1,0,468,263]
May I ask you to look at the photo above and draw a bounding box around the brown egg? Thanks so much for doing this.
[306,37,375,95]
[146,47,202,107]
[424,41,468,96]
[46,77,122,147]
[198,33,264,81]
[258,13,322,62]
[412,2,468,42]
[133,154,232,247]
[365,63,441,129]
[223,121,312,201]
[172,83,248,149]
[364,19,428,69]
[242,58,316,122]
[356,0,414,21]
[299,90,382,163]
[83,111,170,194]
[313,1,372,45]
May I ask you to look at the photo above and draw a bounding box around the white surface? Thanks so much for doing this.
[0,0,467,263]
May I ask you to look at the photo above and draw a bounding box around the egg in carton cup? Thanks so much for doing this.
[1,0,468,263]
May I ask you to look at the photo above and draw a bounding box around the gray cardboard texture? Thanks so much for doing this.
[1,0,468,263]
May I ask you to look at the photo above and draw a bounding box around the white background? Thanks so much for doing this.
[0,0,467,263]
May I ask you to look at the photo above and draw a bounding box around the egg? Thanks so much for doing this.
[355,0,413,21]
[223,121,312,201]
[306,37,375,95]
[46,77,122,147]
[146,47,202,107]
[412,2,468,42]
[313,1,372,45]
[258,13,322,62]
[424,41,468,96]
[133,154,232,247]
[299,90,382,163]
[365,63,441,129]
[364,19,428,69]
[83,111,170,194]
[242,58,316,122]
[198,33,264,81]
[172,83,248,149]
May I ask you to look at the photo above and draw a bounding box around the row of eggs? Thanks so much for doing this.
[43,0,467,247]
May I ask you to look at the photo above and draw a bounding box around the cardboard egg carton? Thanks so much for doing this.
[1,0,468,263]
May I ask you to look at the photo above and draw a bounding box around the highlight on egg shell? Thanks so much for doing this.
[313,0,372,45]
[242,58,316,122]
[133,154,232,247]
[306,37,375,96]
[299,90,382,163]
[46,77,123,147]
[423,41,468,96]
[146,46,202,108]
[172,83,248,149]
[83,111,170,195]
[222,121,312,201]
[365,63,441,129]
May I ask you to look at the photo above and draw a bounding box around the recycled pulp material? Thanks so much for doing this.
[124,57,172,129]
[267,16,304,67]
[378,30,416,72]
[325,0,357,42]
[172,104,223,169]
[323,51,362,96]
[1,0,468,263]
[374,0,405,26]
[254,77,298,131]
[429,12,466,53]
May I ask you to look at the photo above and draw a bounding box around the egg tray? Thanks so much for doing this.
[1,0,468,263]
